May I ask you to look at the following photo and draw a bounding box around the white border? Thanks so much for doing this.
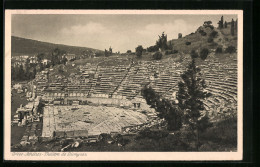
[4,10,243,161]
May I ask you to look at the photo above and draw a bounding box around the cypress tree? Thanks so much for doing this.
[224,21,227,28]
[220,16,224,28]
[177,56,212,150]
[231,19,235,36]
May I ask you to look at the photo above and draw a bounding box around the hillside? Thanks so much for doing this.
[167,23,237,54]
[11,36,103,56]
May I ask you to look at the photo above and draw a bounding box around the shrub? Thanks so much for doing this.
[165,50,178,55]
[167,43,173,50]
[210,30,218,38]
[147,45,159,52]
[208,42,218,47]
[205,25,214,30]
[178,33,182,38]
[186,42,191,45]
[190,50,199,58]
[207,37,214,43]
[215,47,223,54]
[200,48,209,60]
[137,129,169,140]
[199,29,207,36]
[203,21,214,30]
[172,50,178,54]
[225,46,236,54]
[153,51,163,60]
[126,50,131,53]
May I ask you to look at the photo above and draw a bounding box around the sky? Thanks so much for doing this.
[11,14,237,53]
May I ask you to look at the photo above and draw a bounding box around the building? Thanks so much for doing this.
[64,54,76,61]
[42,59,50,65]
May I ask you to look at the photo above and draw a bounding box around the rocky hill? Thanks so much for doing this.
[167,22,237,54]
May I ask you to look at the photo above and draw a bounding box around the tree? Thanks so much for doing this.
[18,64,25,80]
[190,50,199,58]
[215,47,223,54]
[51,48,61,66]
[235,19,238,33]
[224,21,227,28]
[199,29,207,36]
[177,56,211,150]
[32,66,37,79]
[37,53,45,63]
[127,50,132,53]
[135,45,143,58]
[104,49,108,57]
[24,58,31,79]
[61,57,68,65]
[168,41,173,50]
[210,30,218,38]
[141,86,182,130]
[156,32,168,51]
[225,46,236,54]
[11,66,15,80]
[200,48,209,60]
[203,21,214,29]
[231,19,235,36]
[186,42,191,45]
[178,33,182,39]
[207,37,214,43]
[218,16,224,29]
[109,46,112,53]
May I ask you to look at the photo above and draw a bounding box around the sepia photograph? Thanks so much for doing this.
[4,10,243,161]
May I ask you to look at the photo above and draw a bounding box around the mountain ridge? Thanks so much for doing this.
[11,36,103,57]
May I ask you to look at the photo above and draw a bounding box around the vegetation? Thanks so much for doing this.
[199,29,207,36]
[190,50,199,58]
[218,16,224,29]
[225,46,236,54]
[152,52,163,60]
[135,45,143,58]
[207,37,214,43]
[215,47,223,54]
[12,48,68,81]
[203,21,214,30]
[156,32,168,51]
[165,50,178,55]
[178,33,182,39]
[147,45,159,52]
[200,48,209,60]
[185,42,191,45]
[231,19,235,36]
[224,21,227,28]
[51,48,68,66]
[141,86,182,131]
[210,30,218,38]
[104,47,113,57]
[177,55,212,150]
